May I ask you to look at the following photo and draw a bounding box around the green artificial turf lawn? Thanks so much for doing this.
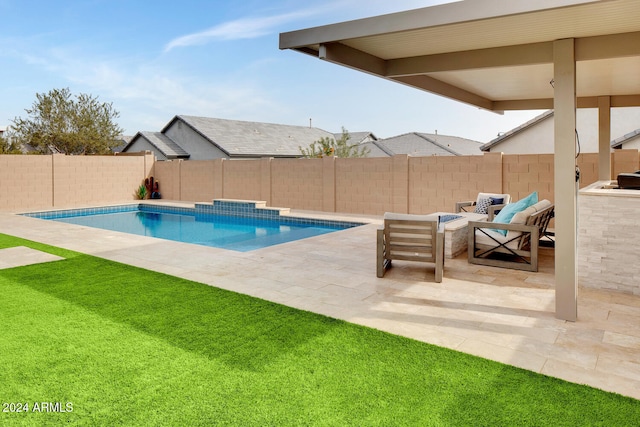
[1,233,639,426]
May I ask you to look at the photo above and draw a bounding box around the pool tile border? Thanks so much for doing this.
[22,201,364,229]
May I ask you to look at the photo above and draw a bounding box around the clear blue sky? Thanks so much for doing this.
[0,0,542,142]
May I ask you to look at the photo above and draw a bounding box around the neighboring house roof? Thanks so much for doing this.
[483,109,640,151]
[611,128,640,149]
[168,115,335,158]
[124,131,190,159]
[360,140,395,157]
[334,131,377,145]
[112,135,133,153]
[369,132,483,157]
[481,110,554,152]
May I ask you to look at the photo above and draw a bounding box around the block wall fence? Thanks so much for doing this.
[1,150,639,214]
[152,150,640,215]
[0,152,154,212]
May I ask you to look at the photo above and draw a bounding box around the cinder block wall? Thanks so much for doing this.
[4,149,640,214]
[612,149,640,178]
[0,155,53,211]
[53,154,149,207]
[179,160,217,202]
[408,153,504,214]
[335,157,393,214]
[152,160,181,200]
[222,160,263,201]
[0,152,152,212]
[271,158,324,211]
[502,154,554,202]
[577,153,599,187]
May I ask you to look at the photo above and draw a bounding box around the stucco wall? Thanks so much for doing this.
[127,139,169,161]
[620,138,640,150]
[489,107,640,154]
[164,120,228,160]
[492,117,556,154]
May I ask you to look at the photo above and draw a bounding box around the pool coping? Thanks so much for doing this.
[20,199,371,229]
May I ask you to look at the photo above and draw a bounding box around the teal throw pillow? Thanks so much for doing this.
[492,191,538,235]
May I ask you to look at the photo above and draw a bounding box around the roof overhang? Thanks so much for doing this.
[280,0,640,113]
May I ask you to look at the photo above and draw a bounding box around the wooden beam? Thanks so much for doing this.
[392,75,495,111]
[494,99,553,110]
[293,47,320,57]
[598,96,612,181]
[319,42,497,111]
[576,31,640,61]
[494,94,640,111]
[319,43,386,76]
[611,94,640,107]
[578,94,640,108]
[387,42,553,76]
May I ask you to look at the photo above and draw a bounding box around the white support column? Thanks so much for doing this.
[598,96,612,181]
[554,38,578,321]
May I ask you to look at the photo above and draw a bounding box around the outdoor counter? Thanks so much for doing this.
[578,181,640,294]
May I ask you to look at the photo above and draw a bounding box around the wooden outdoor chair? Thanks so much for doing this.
[456,192,511,217]
[467,200,554,272]
[377,213,444,282]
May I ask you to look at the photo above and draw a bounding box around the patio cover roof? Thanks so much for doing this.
[279,0,640,112]
[280,0,640,322]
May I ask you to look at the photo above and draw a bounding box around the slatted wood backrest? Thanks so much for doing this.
[518,205,555,250]
[383,218,438,263]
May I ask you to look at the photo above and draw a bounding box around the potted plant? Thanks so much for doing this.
[135,184,147,200]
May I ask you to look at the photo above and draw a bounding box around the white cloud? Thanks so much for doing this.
[7,45,276,133]
[162,0,455,53]
[163,10,315,53]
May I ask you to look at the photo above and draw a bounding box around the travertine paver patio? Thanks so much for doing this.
[1,206,639,400]
[0,246,64,269]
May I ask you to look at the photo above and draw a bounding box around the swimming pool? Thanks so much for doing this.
[24,203,363,252]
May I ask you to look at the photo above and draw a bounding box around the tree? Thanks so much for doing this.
[299,128,370,158]
[0,132,21,154]
[10,88,124,155]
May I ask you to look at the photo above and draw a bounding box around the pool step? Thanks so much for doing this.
[195,199,291,219]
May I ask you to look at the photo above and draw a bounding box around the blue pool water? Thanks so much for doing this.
[26,205,361,252]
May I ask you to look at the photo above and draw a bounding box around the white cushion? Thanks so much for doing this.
[504,199,551,242]
[509,206,536,225]
[474,227,520,250]
[475,200,551,249]
[530,199,552,212]
[502,206,535,242]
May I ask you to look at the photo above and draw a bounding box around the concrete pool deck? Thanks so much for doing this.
[1,204,640,400]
